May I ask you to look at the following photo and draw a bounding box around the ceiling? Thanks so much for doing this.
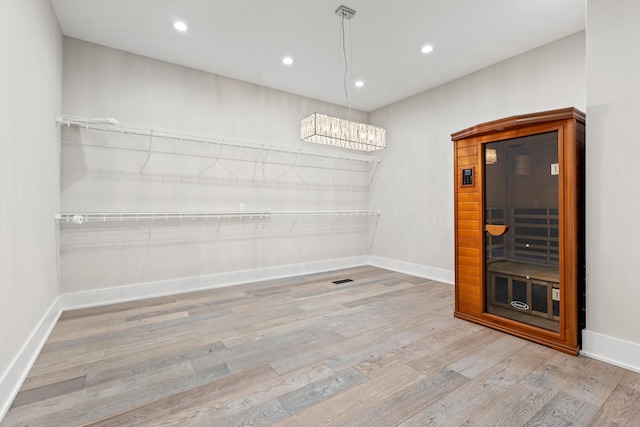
[51,0,585,112]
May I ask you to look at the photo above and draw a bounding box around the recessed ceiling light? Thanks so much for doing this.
[421,44,434,54]
[282,56,294,65]
[174,21,188,32]
[355,80,364,88]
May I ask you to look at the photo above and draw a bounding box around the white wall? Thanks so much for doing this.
[369,32,586,279]
[60,39,377,293]
[582,0,640,369]
[63,37,369,152]
[0,0,62,414]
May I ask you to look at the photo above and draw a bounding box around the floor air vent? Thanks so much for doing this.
[332,279,353,284]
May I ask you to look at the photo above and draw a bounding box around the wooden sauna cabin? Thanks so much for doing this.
[452,108,585,355]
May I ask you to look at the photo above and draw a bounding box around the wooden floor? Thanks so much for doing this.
[4,266,640,426]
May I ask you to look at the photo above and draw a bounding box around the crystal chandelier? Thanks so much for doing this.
[301,113,386,152]
[300,5,386,152]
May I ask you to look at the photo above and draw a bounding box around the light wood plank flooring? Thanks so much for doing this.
[4,266,640,426]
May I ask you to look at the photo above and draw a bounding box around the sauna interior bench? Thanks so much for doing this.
[487,260,559,283]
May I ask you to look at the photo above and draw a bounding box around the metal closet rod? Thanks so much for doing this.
[55,115,382,164]
[54,210,381,223]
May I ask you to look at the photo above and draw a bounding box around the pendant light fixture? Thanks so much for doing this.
[300,5,386,152]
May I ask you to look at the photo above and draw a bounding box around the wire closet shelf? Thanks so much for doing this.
[55,210,380,224]
[56,115,382,170]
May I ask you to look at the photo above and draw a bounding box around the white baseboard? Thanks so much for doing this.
[368,256,454,284]
[0,297,64,422]
[58,256,369,310]
[581,330,640,373]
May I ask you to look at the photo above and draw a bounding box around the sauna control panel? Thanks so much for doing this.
[462,168,474,186]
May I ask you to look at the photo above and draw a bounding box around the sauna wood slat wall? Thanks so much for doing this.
[454,140,483,315]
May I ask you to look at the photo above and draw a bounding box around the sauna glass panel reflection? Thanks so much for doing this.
[484,132,560,332]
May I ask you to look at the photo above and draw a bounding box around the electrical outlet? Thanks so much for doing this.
[239,203,246,212]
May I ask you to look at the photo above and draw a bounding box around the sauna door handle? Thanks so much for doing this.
[485,224,509,236]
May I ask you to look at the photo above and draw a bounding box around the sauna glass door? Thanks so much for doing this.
[484,132,560,332]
